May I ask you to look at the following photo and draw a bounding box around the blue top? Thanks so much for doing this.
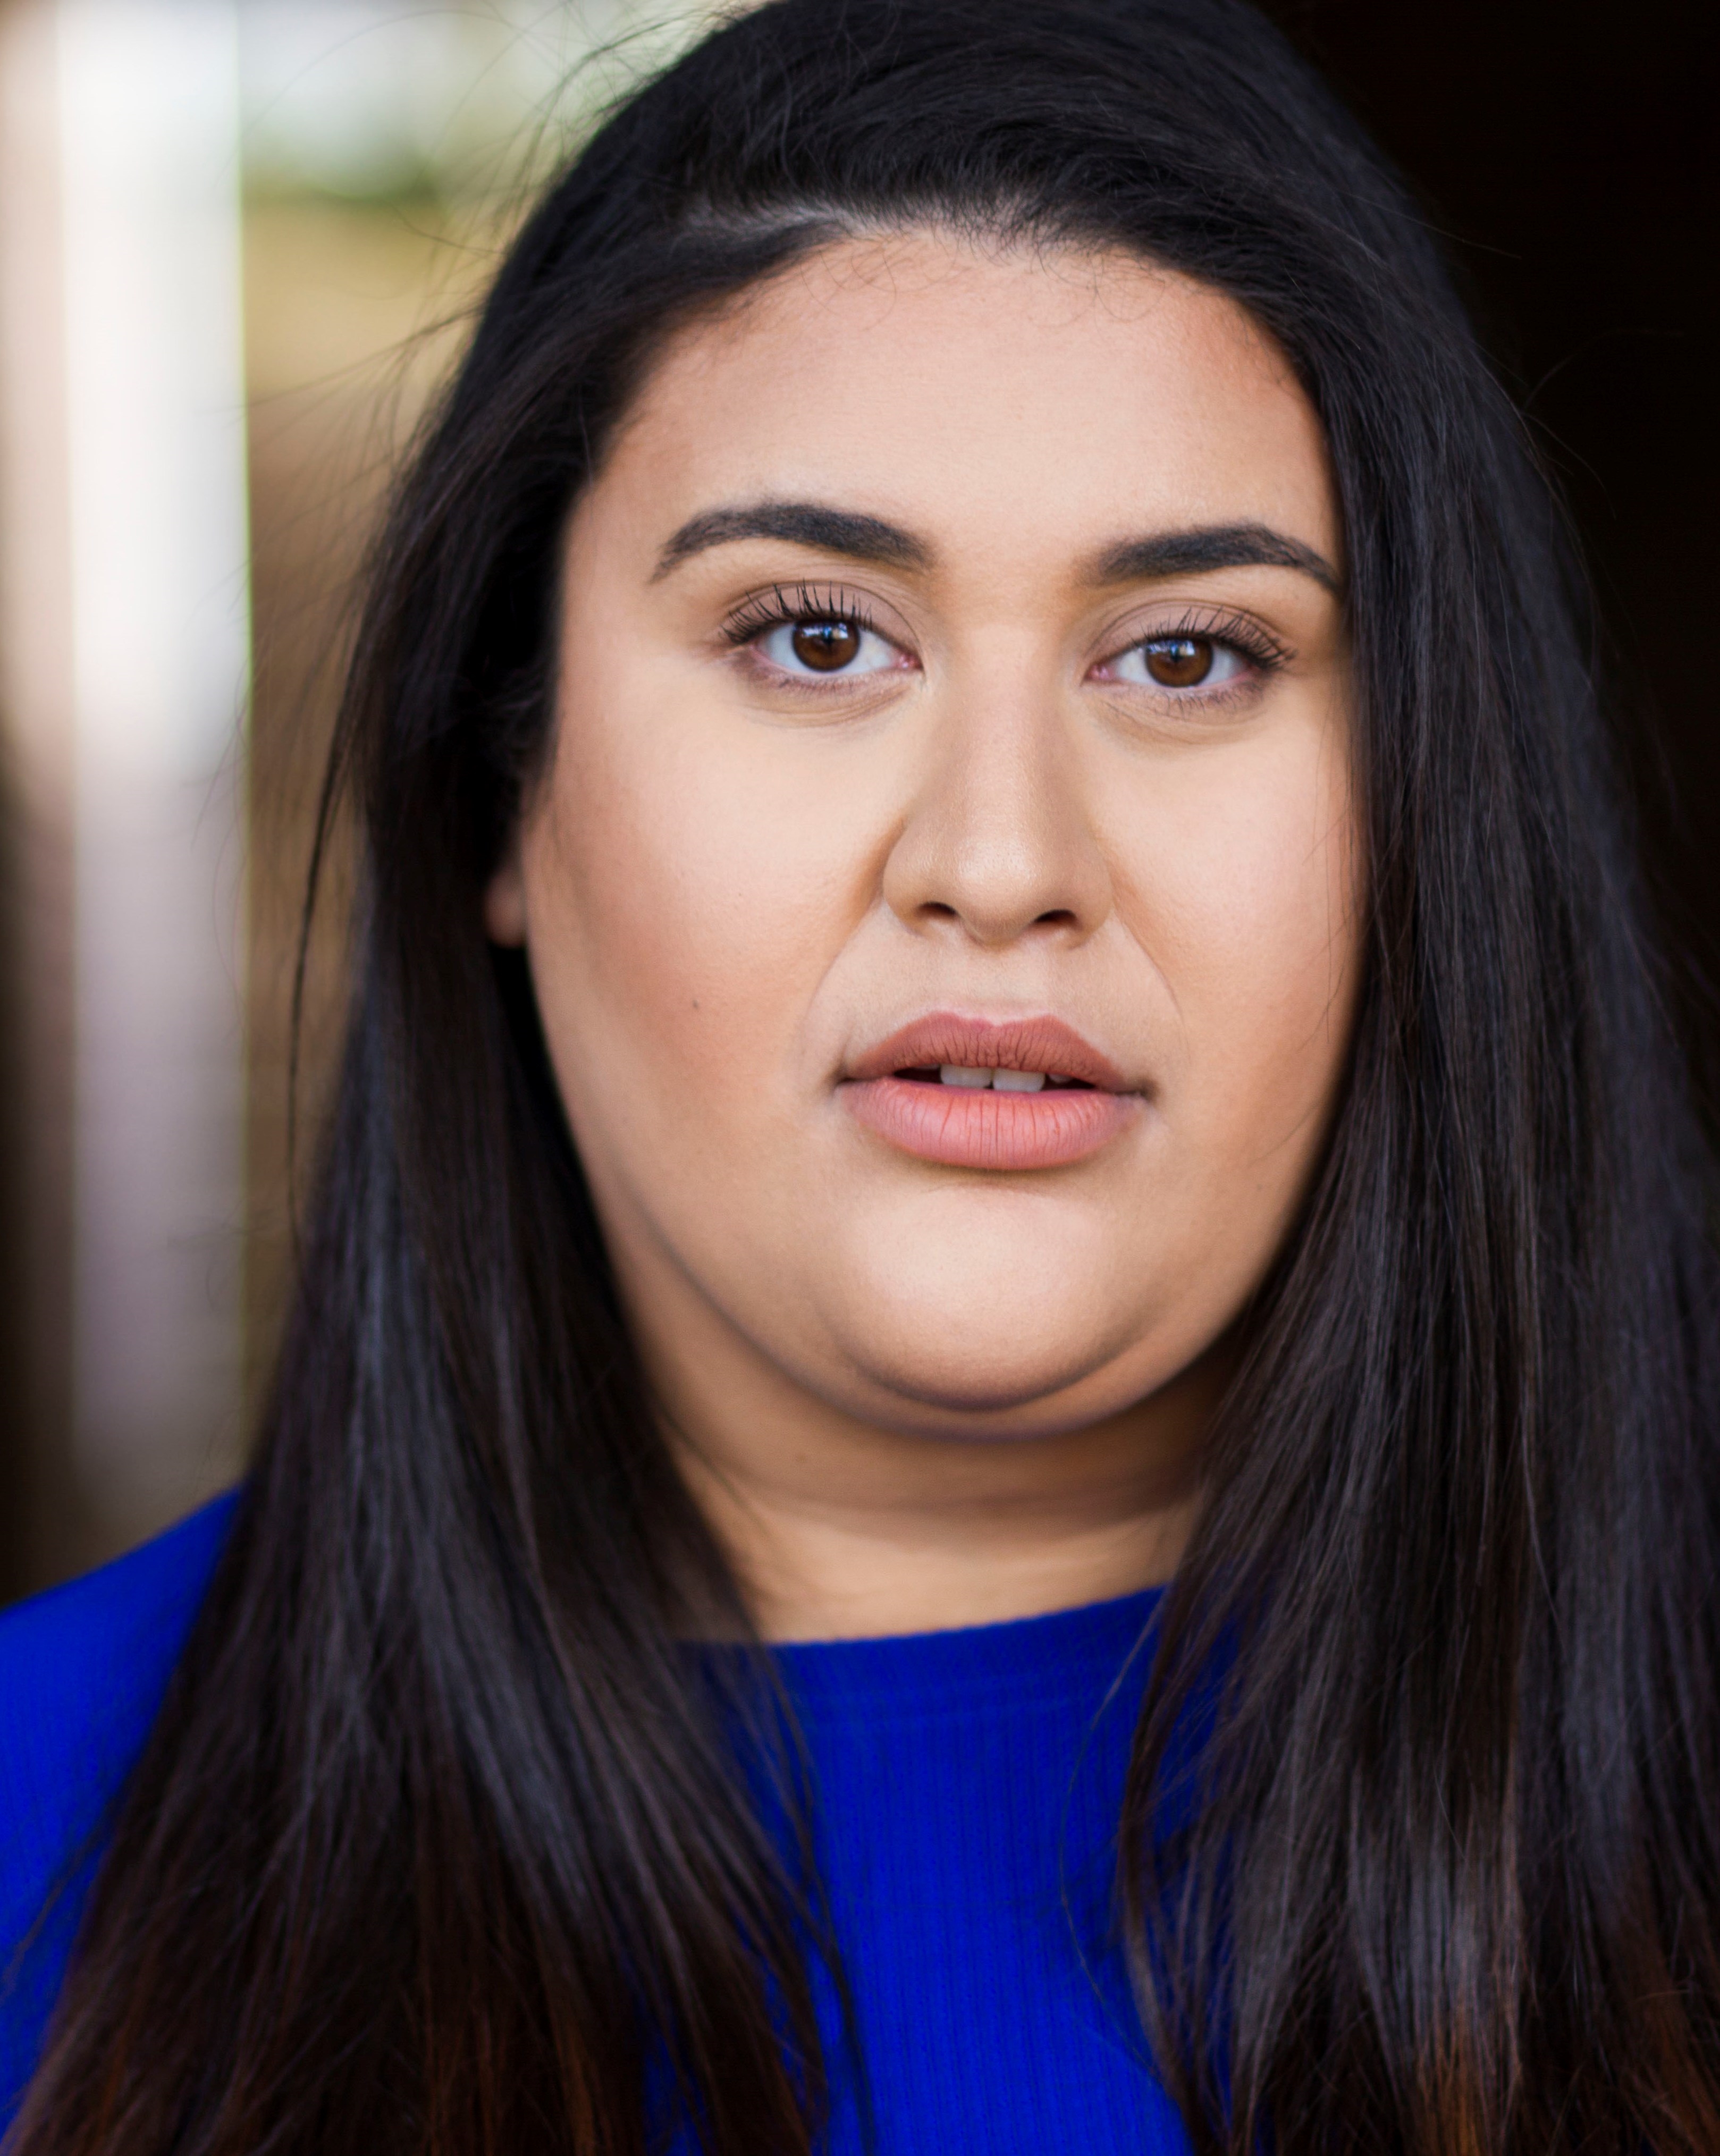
[1,1498,1191,2151]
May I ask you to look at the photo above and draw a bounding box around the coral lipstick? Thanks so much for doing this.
[842,1014,1142,1170]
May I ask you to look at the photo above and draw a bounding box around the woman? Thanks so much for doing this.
[3,0,1717,2149]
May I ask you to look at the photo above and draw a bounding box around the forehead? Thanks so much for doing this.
[596,232,1337,569]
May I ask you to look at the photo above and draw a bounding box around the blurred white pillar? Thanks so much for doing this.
[0,0,248,1560]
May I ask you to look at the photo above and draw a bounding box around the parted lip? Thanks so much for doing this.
[844,1013,1133,1092]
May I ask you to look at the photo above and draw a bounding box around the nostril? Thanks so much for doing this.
[1033,908,1078,929]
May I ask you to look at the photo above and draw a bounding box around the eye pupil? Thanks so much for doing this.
[1144,636,1213,688]
[791,619,862,671]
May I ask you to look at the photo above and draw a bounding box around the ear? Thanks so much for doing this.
[483,843,528,947]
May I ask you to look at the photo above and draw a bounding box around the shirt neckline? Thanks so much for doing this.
[769,1583,1166,1710]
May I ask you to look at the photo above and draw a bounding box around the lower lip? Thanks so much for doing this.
[842,1075,1140,1170]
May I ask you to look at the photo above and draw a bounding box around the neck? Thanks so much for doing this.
[636,1299,1221,1643]
[674,1420,1205,1641]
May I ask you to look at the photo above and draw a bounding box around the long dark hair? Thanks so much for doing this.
[15,1,1720,2149]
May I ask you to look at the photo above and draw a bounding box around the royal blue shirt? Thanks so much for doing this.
[0,1497,1191,2150]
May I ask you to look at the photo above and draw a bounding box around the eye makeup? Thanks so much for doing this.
[717,580,1294,708]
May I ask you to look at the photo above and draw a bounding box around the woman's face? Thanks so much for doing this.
[491,232,1356,1492]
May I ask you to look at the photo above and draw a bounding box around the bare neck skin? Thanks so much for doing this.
[609,1172,1227,1637]
[488,233,1358,1640]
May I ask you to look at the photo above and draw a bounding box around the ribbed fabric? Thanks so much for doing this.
[0,1503,1192,2150]
[774,1594,1189,2152]
[0,1493,237,2128]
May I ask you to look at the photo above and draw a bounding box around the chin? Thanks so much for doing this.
[825,1281,1157,1431]
[794,1216,1163,1424]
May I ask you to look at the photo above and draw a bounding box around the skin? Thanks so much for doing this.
[487,232,1360,1640]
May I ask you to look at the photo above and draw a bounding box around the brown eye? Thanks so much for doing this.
[1107,630,1250,695]
[790,619,862,671]
[1143,636,1213,688]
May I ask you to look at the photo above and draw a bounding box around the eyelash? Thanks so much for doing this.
[720,588,1288,691]
[1101,607,1288,681]
[721,583,884,649]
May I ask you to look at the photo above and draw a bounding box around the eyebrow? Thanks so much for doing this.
[652,498,1339,596]
[1090,520,1341,594]
[652,501,929,579]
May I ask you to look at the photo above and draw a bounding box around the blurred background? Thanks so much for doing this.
[0,0,1714,1600]
[0,0,715,1596]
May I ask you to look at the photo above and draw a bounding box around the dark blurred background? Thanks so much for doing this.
[2,0,1715,1602]
[1268,0,1720,1077]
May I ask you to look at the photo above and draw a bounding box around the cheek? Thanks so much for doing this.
[1129,726,1359,1153]
[520,666,863,1142]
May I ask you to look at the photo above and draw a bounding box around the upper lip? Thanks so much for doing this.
[845,1013,1132,1091]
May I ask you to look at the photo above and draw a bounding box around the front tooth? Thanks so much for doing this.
[993,1069,1047,1093]
[939,1065,993,1088]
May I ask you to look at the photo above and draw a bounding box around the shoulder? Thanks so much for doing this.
[0,1492,238,2123]
[0,1492,238,1951]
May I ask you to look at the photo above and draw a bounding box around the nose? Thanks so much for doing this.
[880,673,1113,948]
